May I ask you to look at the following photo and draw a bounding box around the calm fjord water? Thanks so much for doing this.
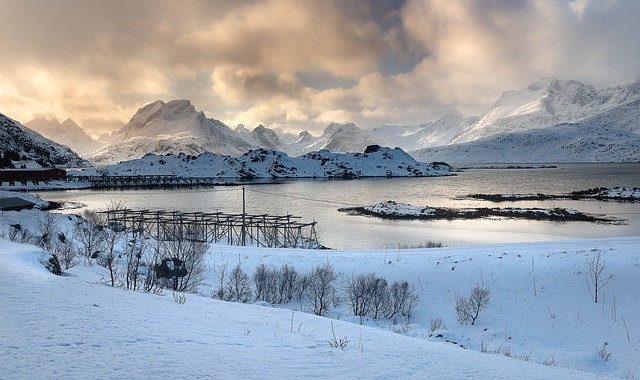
[44,163,640,249]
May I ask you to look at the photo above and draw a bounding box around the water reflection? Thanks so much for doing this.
[41,164,640,249]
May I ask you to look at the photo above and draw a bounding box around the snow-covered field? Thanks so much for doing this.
[1,196,639,379]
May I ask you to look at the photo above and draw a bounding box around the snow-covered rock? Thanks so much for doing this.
[72,145,452,179]
[0,113,89,168]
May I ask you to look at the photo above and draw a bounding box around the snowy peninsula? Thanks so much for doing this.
[71,145,452,179]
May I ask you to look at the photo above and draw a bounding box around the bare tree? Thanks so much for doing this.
[456,285,491,325]
[586,248,615,303]
[305,263,338,316]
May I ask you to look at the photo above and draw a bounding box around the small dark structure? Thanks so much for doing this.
[0,197,36,211]
[0,168,67,183]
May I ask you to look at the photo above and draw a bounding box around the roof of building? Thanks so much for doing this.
[0,197,37,210]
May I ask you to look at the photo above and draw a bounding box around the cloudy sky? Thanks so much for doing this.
[1,0,639,137]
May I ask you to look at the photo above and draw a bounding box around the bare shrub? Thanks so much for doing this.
[456,285,491,325]
[386,280,420,321]
[74,210,104,260]
[586,248,615,303]
[37,212,61,253]
[278,264,300,303]
[596,342,612,363]
[8,224,32,243]
[429,317,445,333]
[225,264,253,303]
[212,262,229,300]
[53,236,77,269]
[123,229,149,291]
[100,201,126,287]
[329,321,349,350]
[253,264,300,304]
[305,263,338,316]
[345,273,388,319]
[253,264,278,303]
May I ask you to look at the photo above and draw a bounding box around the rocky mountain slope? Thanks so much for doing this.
[0,113,89,168]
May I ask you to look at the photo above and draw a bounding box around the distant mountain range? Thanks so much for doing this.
[0,114,88,168]
[7,77,640,165]
[25,118,103,155]
[411,77,640,162]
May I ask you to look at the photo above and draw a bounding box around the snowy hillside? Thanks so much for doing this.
[580,98,640,134]
[0,113,89,168]
[25,118,103,155]
[411,123,640,163]
[73,145,452,179]
[0,198,636,378]
[371,114,479,150]
[90,100,258,162]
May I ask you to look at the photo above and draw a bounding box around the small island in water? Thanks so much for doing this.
[339,200,621,224]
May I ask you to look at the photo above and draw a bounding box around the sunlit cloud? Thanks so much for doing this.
[0,0,638,136]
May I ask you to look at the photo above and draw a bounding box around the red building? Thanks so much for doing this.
[0,168,67,182]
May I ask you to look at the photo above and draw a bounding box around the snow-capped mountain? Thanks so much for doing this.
[411,123,640,163]
[72,145,451,179]
[451,77,640,144]
[90,100,259,162]
[286,123,383,155]
[25,118,103,155]
[235,124,283,151]
[371,114,480,150]
[0,113,89,167]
